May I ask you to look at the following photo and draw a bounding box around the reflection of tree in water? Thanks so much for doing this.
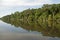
[2,19,60,37]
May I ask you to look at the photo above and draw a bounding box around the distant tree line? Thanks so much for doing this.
[1,4,60,23]
[1,4,60,37]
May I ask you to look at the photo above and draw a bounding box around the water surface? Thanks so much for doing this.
[0,20,60,40]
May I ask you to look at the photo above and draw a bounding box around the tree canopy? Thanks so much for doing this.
[1,4,60,23]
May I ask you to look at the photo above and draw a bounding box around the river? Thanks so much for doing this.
[0,20,60,40]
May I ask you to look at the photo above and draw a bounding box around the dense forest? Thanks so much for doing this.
[1,4,60,23]
[1,17,60,37]
[1,4,60,37]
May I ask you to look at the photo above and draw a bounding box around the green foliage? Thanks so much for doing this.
[1,4,60,23]
[1,4,60,37]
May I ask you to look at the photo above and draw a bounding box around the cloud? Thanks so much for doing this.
[0,0,53,7]
[0,0,60,17]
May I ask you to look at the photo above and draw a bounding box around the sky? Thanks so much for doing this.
[0,0,60,18]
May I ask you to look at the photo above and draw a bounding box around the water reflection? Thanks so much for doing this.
[1,19,60,37]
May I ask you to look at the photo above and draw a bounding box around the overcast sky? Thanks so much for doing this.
[0,0,60,17]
